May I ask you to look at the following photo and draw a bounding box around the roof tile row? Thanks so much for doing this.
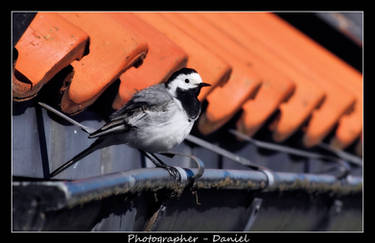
[12,12,363,153]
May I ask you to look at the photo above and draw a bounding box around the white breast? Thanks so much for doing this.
[127,98,194,153]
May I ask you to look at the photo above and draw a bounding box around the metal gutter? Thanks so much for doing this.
[13,168,362,211]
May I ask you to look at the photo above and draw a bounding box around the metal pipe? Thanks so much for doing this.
[13,168,362,211]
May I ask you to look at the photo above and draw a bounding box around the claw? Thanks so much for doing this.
[141,151,183,181]
[157,151,205,180]
[165,166,181,181]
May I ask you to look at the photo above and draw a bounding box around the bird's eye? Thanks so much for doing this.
[185,79,190,84]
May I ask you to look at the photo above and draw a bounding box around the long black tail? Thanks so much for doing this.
[37,102,125,178]
[49,138,106,178]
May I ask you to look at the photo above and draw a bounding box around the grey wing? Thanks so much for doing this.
[89,84,172,138]
[110,84,172,120]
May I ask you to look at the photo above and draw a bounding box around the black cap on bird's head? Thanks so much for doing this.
[164,67,211,97]
[165,68,197,85]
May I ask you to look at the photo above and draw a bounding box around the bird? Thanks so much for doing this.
[47,67,211,178]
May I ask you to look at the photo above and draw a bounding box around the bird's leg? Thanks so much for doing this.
[147,152,180,180]
[142,151,181,181]
[140,150,162,167]
[142,151,165,167]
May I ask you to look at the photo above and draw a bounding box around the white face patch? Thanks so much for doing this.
[166,72,203,96]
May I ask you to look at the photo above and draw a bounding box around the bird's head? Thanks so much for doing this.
[164,68,211,97]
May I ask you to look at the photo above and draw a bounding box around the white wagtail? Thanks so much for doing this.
[47,67,210,177]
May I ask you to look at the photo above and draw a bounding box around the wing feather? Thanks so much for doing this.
[89,84,172,138]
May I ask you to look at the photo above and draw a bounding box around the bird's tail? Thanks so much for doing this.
[37,102,107,177]
[49,138,106,177]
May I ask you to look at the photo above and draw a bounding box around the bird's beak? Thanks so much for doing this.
[199,82,211,88]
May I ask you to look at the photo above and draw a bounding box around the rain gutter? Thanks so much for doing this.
[13,168,362,211]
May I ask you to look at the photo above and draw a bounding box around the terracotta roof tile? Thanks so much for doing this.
[13,12,362,154]
[109,13,188,110]
[13,13,89,101]
[58,13,148,115]
[203,13,326,142]
[159,13,263,135]
[135,12,232,101]
[248,13,360,147]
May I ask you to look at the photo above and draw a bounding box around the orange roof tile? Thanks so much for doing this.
[13,11,362,155]
[179,13,296,136]
[248,13,359,148]
[203,13,326,142]
[13,13,89,101]
[159,13,264,135]
[226,13,356,147]
[134,12,232,101]
[58,13,148,115]
[109,13,188,110]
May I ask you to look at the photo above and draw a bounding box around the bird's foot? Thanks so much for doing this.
[163,165,181,181]
[142,151,182,181]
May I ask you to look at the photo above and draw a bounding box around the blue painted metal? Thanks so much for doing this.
[13,168,362,210]
[13,168,362,231]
